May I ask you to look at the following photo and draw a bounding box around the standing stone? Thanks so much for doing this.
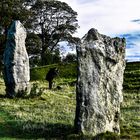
[3,20,30,98]
[75,28,126,136]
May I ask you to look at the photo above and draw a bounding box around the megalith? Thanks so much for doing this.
[3,20,30,98]
[75,28,126,136]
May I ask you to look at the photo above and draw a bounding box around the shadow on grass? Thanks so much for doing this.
[0,94,6,98]
[0,107,121,140]
[0,108,74,139]
[19,122,74,139]
[0,108,121,140]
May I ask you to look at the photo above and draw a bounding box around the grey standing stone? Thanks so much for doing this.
[75,28,126,136]
[3,20,30,98]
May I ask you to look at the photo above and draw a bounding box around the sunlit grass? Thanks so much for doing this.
[0,79,76,139]
[120,62,140,140]
[0,62,139,139]
[0,78,5,95]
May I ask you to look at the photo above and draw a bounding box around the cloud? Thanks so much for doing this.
[131,19,140,24]
[75,0,94,4]
[61,0,140,36]
[60,0,140,61]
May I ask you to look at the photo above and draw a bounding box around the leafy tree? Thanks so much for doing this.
[26,33,42,56]
[26,33,61,66]
[0,0,32,70]
[0,0,31,34]
[43,48,61,65]
[29,47,61,67]
[62,53,77,63]
[0,34,5,74]
[0,0,32,57]
[30,0,79,65]
[0,0,79,67]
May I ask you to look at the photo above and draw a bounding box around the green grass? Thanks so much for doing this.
[0,79,76,139]
[0,62,139,139]
[30,62,77,80]
[120,62,140,140]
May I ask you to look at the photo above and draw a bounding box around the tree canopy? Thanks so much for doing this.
[30,0,79,65]
[62,53,77,63]
[0,0,31,55]
[0,0,31,71]
[0,0,79,66]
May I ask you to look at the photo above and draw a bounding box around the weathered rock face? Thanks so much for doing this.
[75,28,126,136]
[3,20,30,97]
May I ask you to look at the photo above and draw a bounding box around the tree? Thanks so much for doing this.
[26,33,61,66]
[46,48,61,65]
[0,34,5,74]
[0,0,79,67]
[0,0,32,57]
[30,0,79,65]
[62,53,77,63]
[26,33,42,56]
[0,0,31,34]
[0,0,32,71]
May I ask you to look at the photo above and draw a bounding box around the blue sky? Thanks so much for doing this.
[60,0,140,61]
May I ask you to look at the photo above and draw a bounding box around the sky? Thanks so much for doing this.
[60,0,140,61]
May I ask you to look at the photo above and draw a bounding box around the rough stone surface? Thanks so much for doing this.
[3,20,30,97]
[75,28,126,136]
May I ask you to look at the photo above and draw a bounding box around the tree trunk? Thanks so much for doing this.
[41,48,47,65]
[40,23,46,66]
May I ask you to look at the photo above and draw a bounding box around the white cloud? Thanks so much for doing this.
[60,0,140,35]
[60,0,140,61]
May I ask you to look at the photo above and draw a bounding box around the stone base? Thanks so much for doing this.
[5,82,30,98]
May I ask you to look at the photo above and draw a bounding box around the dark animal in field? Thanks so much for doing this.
[45,68,59,89]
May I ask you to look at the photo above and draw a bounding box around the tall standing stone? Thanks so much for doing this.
[3,20,30,98]
[75,28,126,136]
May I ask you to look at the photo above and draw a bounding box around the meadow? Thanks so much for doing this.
[0,62,139,140]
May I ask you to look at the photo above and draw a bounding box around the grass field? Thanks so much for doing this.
[120,62,140,140]
[0,62,139,140]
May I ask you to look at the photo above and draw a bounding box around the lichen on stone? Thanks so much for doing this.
[75,28,126,136]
